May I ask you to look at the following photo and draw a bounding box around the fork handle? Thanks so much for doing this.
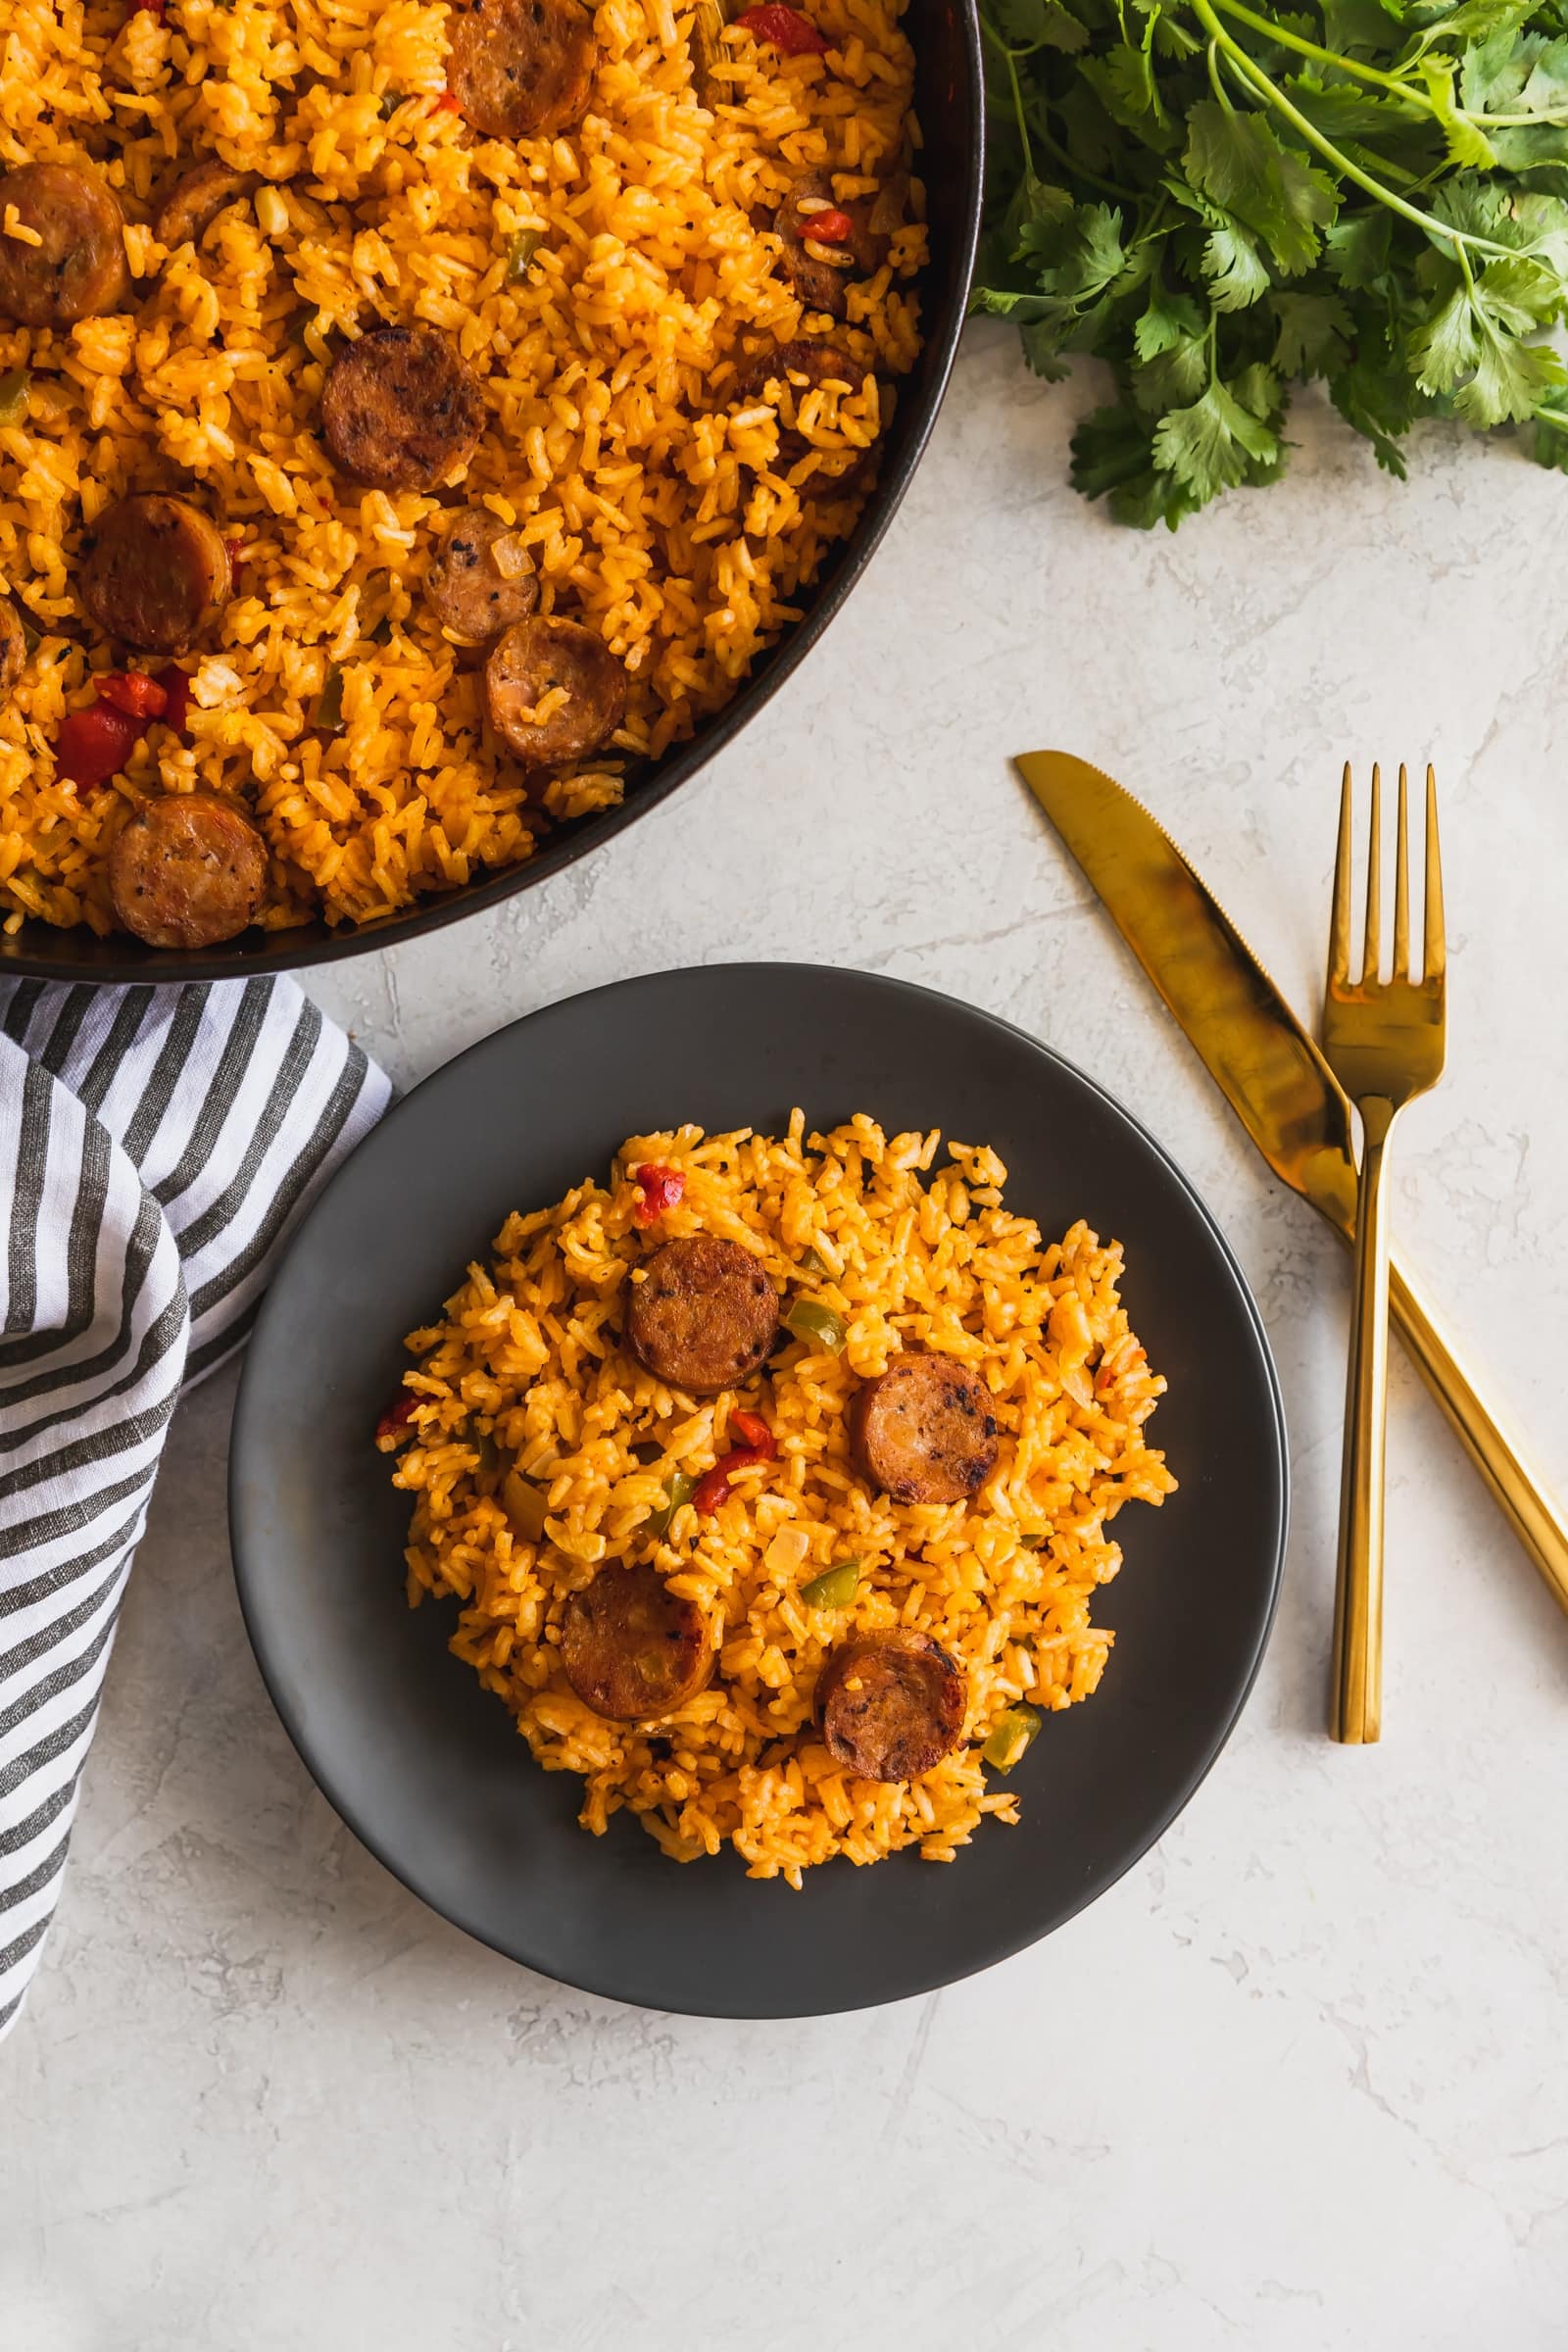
[1333,1098,1395,1744]
[1387,1261,1568,1618]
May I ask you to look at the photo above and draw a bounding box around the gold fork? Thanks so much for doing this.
[1322,762,1446,1745]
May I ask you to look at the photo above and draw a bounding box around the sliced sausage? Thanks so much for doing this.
[108,791,268,950]
[625,1234,779,1395]
[423,507,538,643]
[734,337,861,408]
[320,324,484,493]
[447,0,599,139]
[0,162,128,329]
[0,595,26,701]
[773,172,886,322]
[79,494,232,657]
[733,336,874,471]
[484,614,627,767]
[816,1633,966,1783]
[154,159,255,250]
[559,1561,711,1720]
[849,1350,999,1505]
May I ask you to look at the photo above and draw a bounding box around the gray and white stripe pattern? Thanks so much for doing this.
[0,976,389,2038]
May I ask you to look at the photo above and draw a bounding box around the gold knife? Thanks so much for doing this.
[1016,748,1568,1620]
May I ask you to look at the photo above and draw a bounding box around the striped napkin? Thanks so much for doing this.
[0,974,390,2038]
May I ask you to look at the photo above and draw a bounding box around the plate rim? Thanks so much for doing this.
[229,959,1290,2016]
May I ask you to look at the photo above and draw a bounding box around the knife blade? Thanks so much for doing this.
[1015,747,1568,1619]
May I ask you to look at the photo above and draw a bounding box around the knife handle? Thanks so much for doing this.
[1390,1255,1568,1618]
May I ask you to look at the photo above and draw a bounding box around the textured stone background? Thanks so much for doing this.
[5,321,1566,2350]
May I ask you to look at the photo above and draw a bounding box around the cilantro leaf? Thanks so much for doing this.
[1205,220,1273,309]
[1080,44,1178,151]
[1530,384,1568,467]
[1271,289,1353,373]
[1070,400,1161,500]
[1324,209,1396,288]
[1129,324,1213,412]
[1419,58,1500,166]
[1152,378,1281,494]
[1184,101,1339,273]
[992,0,1089,50]
[1134,285,1207,357]
[1408,280,1478,390]
[1454,320,1565,421]
[1026,201,1129,296]
[1071,402,1203,527]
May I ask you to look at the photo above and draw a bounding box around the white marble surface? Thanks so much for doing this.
[6,321,1568,2349]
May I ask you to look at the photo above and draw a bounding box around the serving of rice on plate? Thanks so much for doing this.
[0,0,924,940]
[380,1113,1177,1886]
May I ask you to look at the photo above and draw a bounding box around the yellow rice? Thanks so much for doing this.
[386,1115,1177,1885]
[0,0,924,936]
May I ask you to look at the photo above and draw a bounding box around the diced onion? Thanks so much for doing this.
[764,1526,810,1577]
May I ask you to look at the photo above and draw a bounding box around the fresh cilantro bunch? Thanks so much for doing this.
[972,0,1568,523]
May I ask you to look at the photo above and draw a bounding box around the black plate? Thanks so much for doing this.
[229,964,1288,2016]
[2,0,983,983]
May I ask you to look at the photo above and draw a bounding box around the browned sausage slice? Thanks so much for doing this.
[733,337,861,407]
[0,162,128,328]
[423,508,538,643]
[0,595,26,701]
[732,336,875,474]
[108,792,269,950]
[78,495,231,658]
[79,494,232,657]
[773,172,886,321]
[625,1234,779,1395]
[559,1562,711,1720]
[154,159,255,250]
[320,325,484,493]
[849,1350,999,1505]
[447,0,599,138]
[484,614,627,767]
[815,1632,966,1782]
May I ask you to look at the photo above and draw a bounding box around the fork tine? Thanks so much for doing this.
[1363,761,1382,984]
[1393,762,1410,981]
[1424,763,1446,986]
[1330,761,1353,987]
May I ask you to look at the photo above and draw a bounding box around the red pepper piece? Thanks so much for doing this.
[96,670,169,721]
[223,535,246,574]
[374,1387,419,1444]
[805,207,854,245]
[693,1445,768,1513]
[432,90,462,112]
[55,701,142,790]
[733,3,828,52]
[632,1161,686,1226]
[693,1412,777,1512]
[153,664,192,736]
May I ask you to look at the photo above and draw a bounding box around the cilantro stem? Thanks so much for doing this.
[1207,0,1417,97]
[1210,0,1568,131]
[1186,0,1521,262]
[978,5,1144,203]
[990,20,1035,172]
[1205,37,1235,109]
